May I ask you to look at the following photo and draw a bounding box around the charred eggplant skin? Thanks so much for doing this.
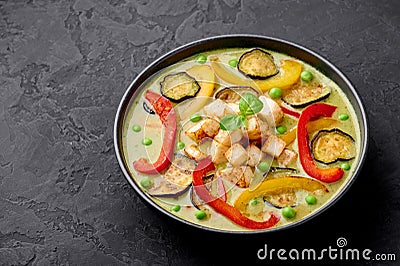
[263,167,298,178]
[190,174,214,209]
[163,153,197,186]
[202,174,215,184]
[237,49,279,80]
[160,72,200,102]
[148,153,196,198]
[148,182,191,198]
[282,85,331,108]
[283,92,331,109]
[143,101,155,115]
[311,128,355,164]
[270,167,298,173]
[174,153,198,167]
[215,86,260,103]
[190,185,203,210]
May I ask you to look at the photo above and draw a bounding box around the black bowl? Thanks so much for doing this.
[114,35,368,234]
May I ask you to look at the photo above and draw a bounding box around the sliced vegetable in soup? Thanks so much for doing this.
[122,48,361,232]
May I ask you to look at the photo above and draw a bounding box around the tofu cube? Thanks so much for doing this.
[201,118,220,138]
[203,99,232,119]
[261,135,287,158]
[225,143,248,166]
[246,144,265,167]
[185,118,220,143]
[184,144,206,162]
[185,122,206,143]
[244,115,271,141]
[277,149,298,167]
[214,129,243,146]
[210,141,229,164]
[217,166,253,188]
[258,96,284,126]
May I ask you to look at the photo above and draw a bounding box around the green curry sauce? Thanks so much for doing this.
[122,48,361,232]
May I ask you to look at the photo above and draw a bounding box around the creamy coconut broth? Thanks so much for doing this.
[122,48,361,232]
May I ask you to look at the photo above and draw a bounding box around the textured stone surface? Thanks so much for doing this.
[0,0,399,265]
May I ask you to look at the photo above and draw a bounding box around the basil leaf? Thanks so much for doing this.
[239,93,264,116]
[220,114,244,131]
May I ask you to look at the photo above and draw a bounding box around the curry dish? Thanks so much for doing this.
[122,48,361,231]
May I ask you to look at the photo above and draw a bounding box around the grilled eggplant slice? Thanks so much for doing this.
[215,86,260,103]
[164,154,196,187]
[148,179,190,198]
[270,167,298,174]
[190,186,203,210]
[143,101,155,115]
[190,174,214,209]
[311,128,356,164]
[261,172,301,208]
[148,154,196,197]
[282,83,331,108]
[237,49,279,79]
[160,72,200,102]
[264,167,298,179]
[264,192,297,208]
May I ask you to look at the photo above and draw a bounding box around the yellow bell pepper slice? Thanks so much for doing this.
[210,56,258,87]
[234,176,328,212]
[279,127,297,145]
[178,65,216,119]
[255,60,302,91]
[307,117,338,134]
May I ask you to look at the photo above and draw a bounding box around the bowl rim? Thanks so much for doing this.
[113,34,369,234]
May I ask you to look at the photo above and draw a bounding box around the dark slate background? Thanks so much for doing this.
[0,0,399,265]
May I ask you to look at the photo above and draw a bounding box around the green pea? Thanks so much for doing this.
[340,162,351,171]
[196,54,207,64]
[250,198,258,206]
[257,161,271,172]
[339,114,349,121]
[228,59,238,67]
[195,210,207,220]
[305,195,317,205]
[301,70,313,82]
[140,177,151,189]
[132,124,141,132]
[190,114,202,122]
[177,141,185,150]
[276,125,287,134]
[171,205,181,212]
[269,87,282,99]
[282,206,296,219]
[142,137,152,146]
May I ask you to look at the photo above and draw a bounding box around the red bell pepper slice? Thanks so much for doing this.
[216,177,227,202]
[133,91,176,174]
[297,103,344,183]
[281,105,300,118]
[193,157,280,230]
